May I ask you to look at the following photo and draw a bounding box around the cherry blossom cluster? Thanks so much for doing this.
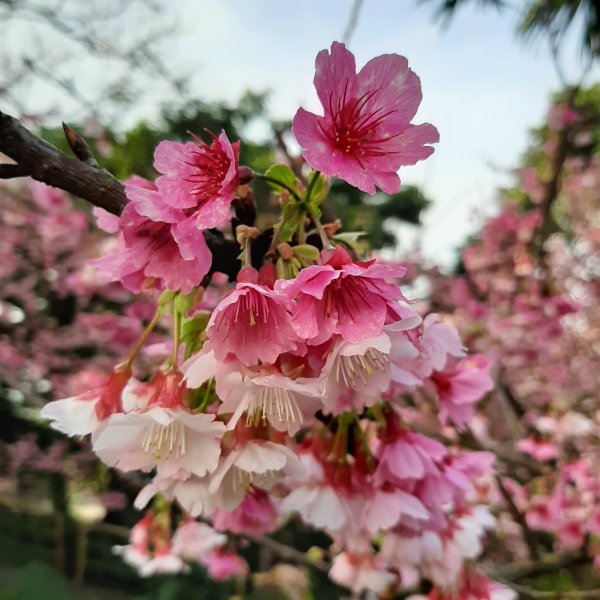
[426,95,600,576]
[38,42,505,597]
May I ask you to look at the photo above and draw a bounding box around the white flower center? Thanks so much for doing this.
[141,420,186,459]
[246,386,303,427]
[336,348,389,388]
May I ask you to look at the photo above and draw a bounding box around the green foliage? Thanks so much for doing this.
[265,164,299,194]
[2,562,69,600]
[327,181,431,250]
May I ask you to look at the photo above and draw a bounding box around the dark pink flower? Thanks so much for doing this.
[211,488,278,536]
[206,282,303,366]
[94,177,211,294]
[293,42,438,194]
[154,131,240,229]
[276,246,407,345]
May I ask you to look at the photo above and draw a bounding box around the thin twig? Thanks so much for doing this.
[495,474,540,561]
[342,0,365,45]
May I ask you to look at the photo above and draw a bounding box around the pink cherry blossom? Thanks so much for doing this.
[517,436,558,462]
[113,512,189,578]
[93,370,225,478]
[201,547,249,581]
[430,355,494,429]
[93,177,211,294]
[320,334,392,415]
[293,42,438,194]
[329,551,395,595]
[171,521,227,562]
[135,473,221,517]
[209,435,305,510]
[206,282,303,366]
[414,314,465,378]
[216,368,323,435]
[154,131,240,228]
[276,246,408,345]
[211,487,279,536]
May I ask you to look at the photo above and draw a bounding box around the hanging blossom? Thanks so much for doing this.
[205,278,304,367]
[41,363,131,437]
[93,370,225,479]
[93,177,211,294]
[276,245,409,345]
[293,41,439,194]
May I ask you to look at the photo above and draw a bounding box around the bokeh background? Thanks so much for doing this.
[1,1,599,598]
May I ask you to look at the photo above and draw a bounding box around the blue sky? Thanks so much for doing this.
[157,0,598,266]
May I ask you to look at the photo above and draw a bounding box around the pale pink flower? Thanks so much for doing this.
[279,452,362,532]
[216,368,322,435]
[293,42,438,194]
[171,521,226,562]
[526,495,560,531]
[41,364,131,436]
[414,314,465,378]
[557,520,585,550]
[362,487,429,534]
[517,436,558,462]
[329,551,396,595]
[138,549,189,578]
[135,474,220,517]
[154,131,240,228]
[93,177,211,294]
[93,371,225,479]
[373,424,446,484]
[320,334,392,415]
[206,282,303,366]
[276,246,407,345]
[209,438,305,511]
[113,513,189,577]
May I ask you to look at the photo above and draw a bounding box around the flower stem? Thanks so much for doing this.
[308,205,333,250]
[123,305,165,369]
[304,170,321,204]
[171,307,182,368]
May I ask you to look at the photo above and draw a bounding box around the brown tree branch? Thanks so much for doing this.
[0,110,126,215]
[0,163,28,179]
[0,110,242,279]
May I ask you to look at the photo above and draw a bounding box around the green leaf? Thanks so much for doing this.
[278,202,305,243]
[333,231,367,254]
[158,290,176,305]
[4,561,69,600]
[173,290,197,315]
[293,244,320,262]
[180,313,210,357]
[306,171,329,206]
[265,164,297,192]
[308,204,321,220]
